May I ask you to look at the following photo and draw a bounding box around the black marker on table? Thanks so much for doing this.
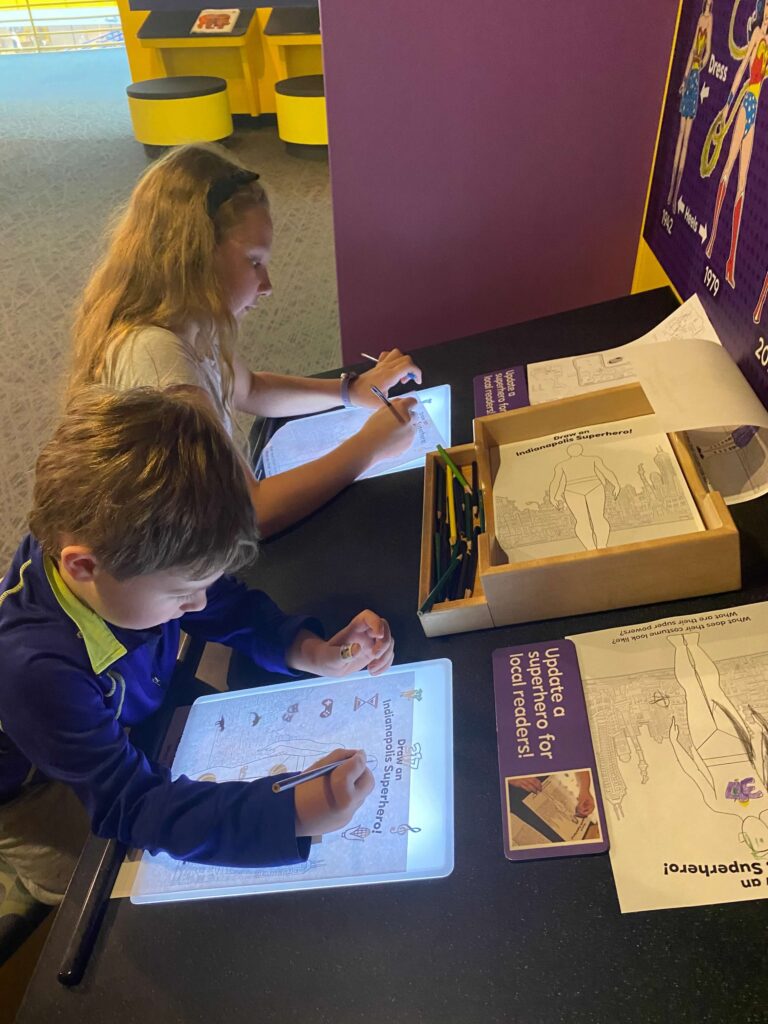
[57,838,126,987]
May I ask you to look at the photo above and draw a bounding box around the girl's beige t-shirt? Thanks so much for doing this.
[104,326,234,436]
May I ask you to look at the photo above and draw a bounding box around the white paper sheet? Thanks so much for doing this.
[571,602,768,913]
[260,385,451,480]
[492,418,703,563]
[526,296,720,405]
[526,298,768,505]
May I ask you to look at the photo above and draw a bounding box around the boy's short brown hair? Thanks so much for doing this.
[29,386,259,580]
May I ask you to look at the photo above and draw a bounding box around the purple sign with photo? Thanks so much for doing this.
[473,366,529,417]
[644,0,768,410]
[492,641,608,861]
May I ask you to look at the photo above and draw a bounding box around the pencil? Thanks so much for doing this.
[272,757,350,794]
[446,464,457,546]
[361,352,416,382]
[455,539,470,600]
[437,445,472,494]
[435,457,445,525]
[465,527,479,598]
[462,492,472,539]
[370,385,407,423]
[419,550,463,614]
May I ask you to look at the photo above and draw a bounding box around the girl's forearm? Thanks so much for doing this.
[239,372,344,417]
[248,432,373,536]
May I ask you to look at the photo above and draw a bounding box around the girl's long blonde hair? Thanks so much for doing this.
[69,143,269,406]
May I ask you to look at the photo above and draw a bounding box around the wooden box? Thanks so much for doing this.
[417,383,741,637]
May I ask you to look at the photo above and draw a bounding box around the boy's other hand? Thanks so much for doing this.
[294,748,374,837]
[287,611,395,677]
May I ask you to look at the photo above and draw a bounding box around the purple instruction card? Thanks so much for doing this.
[492,641,608,861]
[473,366,529,417]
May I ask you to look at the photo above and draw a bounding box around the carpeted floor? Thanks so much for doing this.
[0,47,340,568]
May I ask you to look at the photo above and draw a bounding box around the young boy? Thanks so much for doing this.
[0,387,389,906]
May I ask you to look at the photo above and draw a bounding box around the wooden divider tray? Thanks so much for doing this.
[417,383,741,637]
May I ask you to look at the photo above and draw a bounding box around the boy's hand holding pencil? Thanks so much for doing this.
[293,748,375,837]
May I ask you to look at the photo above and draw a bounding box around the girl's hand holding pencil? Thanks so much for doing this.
[351,348,422,408]
[293,748,375,837]
[358,396,419,463]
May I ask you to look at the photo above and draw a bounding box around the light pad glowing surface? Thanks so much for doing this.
[131,660,453,904]
[260,385,452,480]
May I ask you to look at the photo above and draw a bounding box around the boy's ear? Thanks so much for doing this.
[59,545,100,582]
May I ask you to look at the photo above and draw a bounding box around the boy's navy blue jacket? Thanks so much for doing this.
[0,535,317,868]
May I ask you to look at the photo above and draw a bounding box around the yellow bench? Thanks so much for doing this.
[126,75,232,155]
[275,74,327,155]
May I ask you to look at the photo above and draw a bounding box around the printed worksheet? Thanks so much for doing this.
[571,603,768,912]
[132,661,453,903]
[526,296,719,405]
[260,385,451,480]
[526,300,768,504]
[492,418,703,563]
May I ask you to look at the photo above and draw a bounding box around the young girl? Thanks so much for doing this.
[70,143,421,536]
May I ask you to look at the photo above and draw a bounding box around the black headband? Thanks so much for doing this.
[206,170,260,218]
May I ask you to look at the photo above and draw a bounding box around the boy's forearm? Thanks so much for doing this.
[249,433,373,536]
[238,372,344,417]
[286,629,326,673]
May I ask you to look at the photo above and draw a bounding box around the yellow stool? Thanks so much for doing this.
[274,74,327,155]
[126,76,233,154]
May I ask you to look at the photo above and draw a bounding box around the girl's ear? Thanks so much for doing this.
[59,545,100,582]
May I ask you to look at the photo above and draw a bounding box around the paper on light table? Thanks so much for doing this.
[260,385,451,480]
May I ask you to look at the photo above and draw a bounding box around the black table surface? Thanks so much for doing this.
[19,289,768,1024]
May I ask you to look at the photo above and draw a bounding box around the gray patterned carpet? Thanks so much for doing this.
[0,47,339,568]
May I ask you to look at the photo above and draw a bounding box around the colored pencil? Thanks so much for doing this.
[419,550,463,614]
[437,445,472,494]
[446,464,457,545]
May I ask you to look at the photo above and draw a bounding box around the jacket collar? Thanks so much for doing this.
[43,556,128,675]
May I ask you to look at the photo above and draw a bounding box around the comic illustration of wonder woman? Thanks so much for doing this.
[668,0,714,209]
[704,1,768,288]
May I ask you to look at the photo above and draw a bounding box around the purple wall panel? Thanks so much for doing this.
[320,2,680,359]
